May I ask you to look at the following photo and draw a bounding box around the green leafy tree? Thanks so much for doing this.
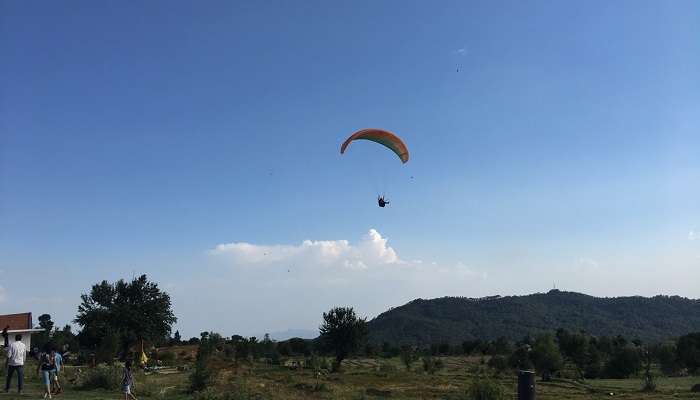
[531,334,563,381]
[52,325,79,354]
[676,332,700,374]
[189,332,216,392]
[319,307,368,372]
[557,329,588,379]
[75,275,176,359]
[509,345,533,370]
[583,344,602,379]
[462,339,482,355]
[34,314,54,351]
[654,343,681,376]
[603,346,641,378]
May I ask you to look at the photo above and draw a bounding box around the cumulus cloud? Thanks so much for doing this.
[210,229,399,270]
[175,229,486,336]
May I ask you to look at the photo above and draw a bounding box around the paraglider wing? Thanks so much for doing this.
[340,129,409,163]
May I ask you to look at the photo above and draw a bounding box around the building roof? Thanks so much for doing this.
[0,313,33,330]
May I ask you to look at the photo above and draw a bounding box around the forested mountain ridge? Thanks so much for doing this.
[367,290,700,345]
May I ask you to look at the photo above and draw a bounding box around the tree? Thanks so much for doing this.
[319,307,368,372]
[531,334,563,381]
[462,339,481,355]
[75,275,176,359]
[557,329,588,379]
[189,331,215,392]
[173,331,181,344]
[400,345,417,371]
[654,343,681,376]
[38,314,54,332]
[52,325,79,354]
[603,346,641,378]
[34,314,55,351]
[676,332,700,374]
[508,345,533,371]
[583,345,602,379]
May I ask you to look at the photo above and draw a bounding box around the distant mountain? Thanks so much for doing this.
[367,290,700,345]
[267,328,317,341]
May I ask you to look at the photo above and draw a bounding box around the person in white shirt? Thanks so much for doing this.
[4,334,26,393]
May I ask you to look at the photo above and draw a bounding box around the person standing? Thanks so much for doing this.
[37,353,53,399]
[121,360,138,400]
[50,349,63,394]
[4,334,26,394]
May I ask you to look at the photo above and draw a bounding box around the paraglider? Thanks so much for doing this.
[340,129,409,207]
[340,128,409,164]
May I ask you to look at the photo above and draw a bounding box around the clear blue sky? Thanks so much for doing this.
[2,1,699,338]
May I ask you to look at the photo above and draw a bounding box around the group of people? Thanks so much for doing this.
[37,349,63,398]
[3,326,62,399]
[3,325,138,400]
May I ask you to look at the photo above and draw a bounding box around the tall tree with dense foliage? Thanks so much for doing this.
[557,329,589,379]
[676,332,700,374]
[75,275,176,358]
[319,307,368,371]
[531,334,563,381]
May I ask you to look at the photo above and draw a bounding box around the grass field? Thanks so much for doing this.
[3,355,699,400]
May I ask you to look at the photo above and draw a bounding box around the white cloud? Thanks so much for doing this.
[454,48,467,55]
[210,229,399,270]
[689,230,697,241]
[175,229,486,336]
[575,258,600,271]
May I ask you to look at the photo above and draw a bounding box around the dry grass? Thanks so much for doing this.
[3,356,699,399]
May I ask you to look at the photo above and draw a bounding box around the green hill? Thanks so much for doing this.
[367,290,700,345]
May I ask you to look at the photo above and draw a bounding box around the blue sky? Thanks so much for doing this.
[2,1,699,338]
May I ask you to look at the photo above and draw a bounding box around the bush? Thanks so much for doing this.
[159,350,176,365]
[189,342,214,393]
[487,356,509,375]
[400,346,417,371]
[77,364,122,390]
[422,356,444,375]
[465,377,506,400]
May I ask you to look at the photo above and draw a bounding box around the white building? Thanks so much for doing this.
[0,313,45,351]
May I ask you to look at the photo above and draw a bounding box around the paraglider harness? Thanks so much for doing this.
[378,196,389,208]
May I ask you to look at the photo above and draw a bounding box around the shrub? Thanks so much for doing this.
[77,364,122,390]
[189,342,214,393]
[422,356,444,374]
[487,356,509,375]
[464,377,506,400]
[400,346,417,371]
[159,350,176,365]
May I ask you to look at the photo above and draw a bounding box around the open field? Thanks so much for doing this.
[3,355,699,400]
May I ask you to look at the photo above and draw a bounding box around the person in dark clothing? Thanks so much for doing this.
[378,195,389,208]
